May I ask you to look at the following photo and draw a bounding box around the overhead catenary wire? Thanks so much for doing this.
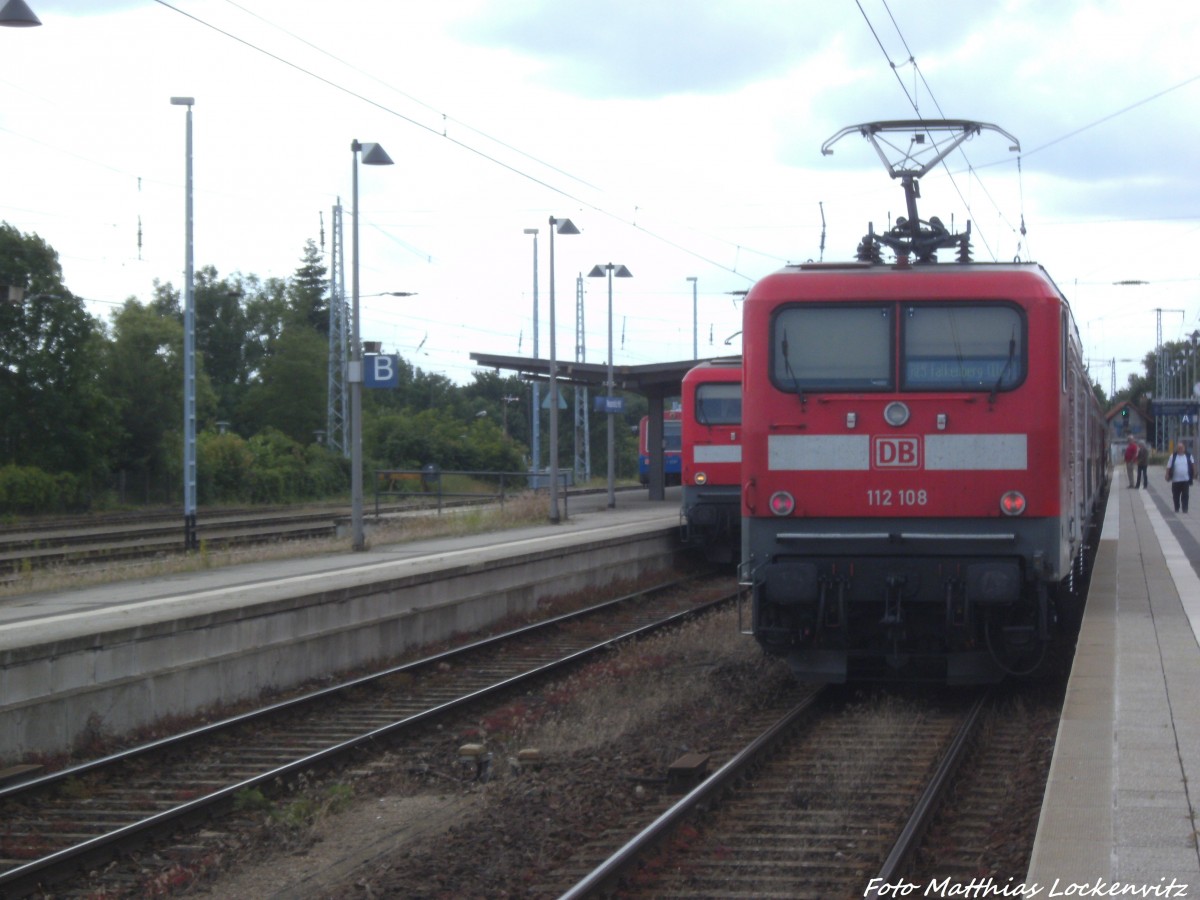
[216,0,605,196]
[3,3,1188,380]
[151,0,761,281]
[855,0,1023,261]
[1,3,1186,301]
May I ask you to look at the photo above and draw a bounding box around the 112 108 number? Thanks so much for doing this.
[866,489,928,506]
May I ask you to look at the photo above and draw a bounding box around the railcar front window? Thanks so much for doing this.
[664,420,681,451]
[771,305,892,391]
[695,383,742,425]
[902,304,1025,391]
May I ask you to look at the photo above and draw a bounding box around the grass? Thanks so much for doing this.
[0,490,555,599]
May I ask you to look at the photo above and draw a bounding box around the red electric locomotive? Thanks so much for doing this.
[680,358,743,563]
[740,120,1108,684]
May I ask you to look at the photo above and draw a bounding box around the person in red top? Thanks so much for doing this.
[1123,437,1138,487]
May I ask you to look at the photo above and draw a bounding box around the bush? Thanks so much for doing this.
[303,443,349,497]
[195,428,348,506]
[0,464,84,514]
[198,432,255,504]
[248,467,288,504]
[368,409,525,474]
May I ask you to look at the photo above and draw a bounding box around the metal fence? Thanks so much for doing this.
[373,467,573,516]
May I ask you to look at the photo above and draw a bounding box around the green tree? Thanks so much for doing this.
[153,268,253,427]
[461,370,531,453]
[237,324,328,444]
[196,270,249,424]
[289,239,328,335]
[101,299,217,503]
[240,274,290,384]
[0,223,118,481]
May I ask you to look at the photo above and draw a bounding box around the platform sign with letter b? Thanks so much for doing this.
[363,354,399,388]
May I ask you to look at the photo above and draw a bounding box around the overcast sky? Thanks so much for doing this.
[3,0,1198,392]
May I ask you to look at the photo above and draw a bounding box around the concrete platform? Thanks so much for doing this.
[0,489,686,763]
[11,469,1200,889]
[1028,466,1200,888]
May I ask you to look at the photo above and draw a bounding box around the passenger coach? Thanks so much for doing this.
[740,261,1107,683]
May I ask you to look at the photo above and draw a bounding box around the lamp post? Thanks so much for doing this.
[523,228,540,474]
[501,394,518,439]
[0,0,40,25]
[686,276,698,359]
[350,139,394,551]
[547,216,579,523]
[170,96,197,551]
[588,263,632,508]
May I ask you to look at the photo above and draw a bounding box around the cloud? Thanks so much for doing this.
[3,0,1197,392]
[793,1,1200,226]
[31,0,151,14]
[456,0,841,99]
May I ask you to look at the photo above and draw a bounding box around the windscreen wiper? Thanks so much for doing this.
[988,332,1017,406]
[781,329,806,406]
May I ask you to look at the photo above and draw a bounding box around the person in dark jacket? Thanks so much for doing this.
[1135,440,1150,489]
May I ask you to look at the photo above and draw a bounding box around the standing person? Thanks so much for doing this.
[1165,440,1196,513]
[1123,437,1138,487]
[1135,439,1150,489]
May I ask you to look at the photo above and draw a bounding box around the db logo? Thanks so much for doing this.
[873,436,921,468]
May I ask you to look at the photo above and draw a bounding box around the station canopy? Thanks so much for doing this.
[469,352,740,499]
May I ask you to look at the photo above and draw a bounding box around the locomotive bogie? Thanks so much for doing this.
[743,515,1065,683]
[682,484,741,563]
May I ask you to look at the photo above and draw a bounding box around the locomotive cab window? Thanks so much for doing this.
[695,383,742,425]
[901,304,1025,392]
[770,305,893,391]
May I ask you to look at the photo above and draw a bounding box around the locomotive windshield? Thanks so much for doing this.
[902,304,1024,391]
[695,383,742,425]
[769,302,1025,393]
[771,305,893,391]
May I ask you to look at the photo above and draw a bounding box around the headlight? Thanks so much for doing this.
[999,491,1026,516]
[769,491,795,516]
[695,471,708,485]
[883,401,910,427]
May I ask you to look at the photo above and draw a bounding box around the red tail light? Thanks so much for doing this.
[769,491,795,516]
[1000,491,1026,516]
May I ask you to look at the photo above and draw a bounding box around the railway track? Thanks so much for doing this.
[558,689,990,899]
[0,503,426,575]
[0,577,733,897]
[0,486,643,577]
[905,689,1064,885]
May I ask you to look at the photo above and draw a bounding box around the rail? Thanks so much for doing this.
[0,581,727,896]
[558,691,824,900]
[373,467,573,516]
